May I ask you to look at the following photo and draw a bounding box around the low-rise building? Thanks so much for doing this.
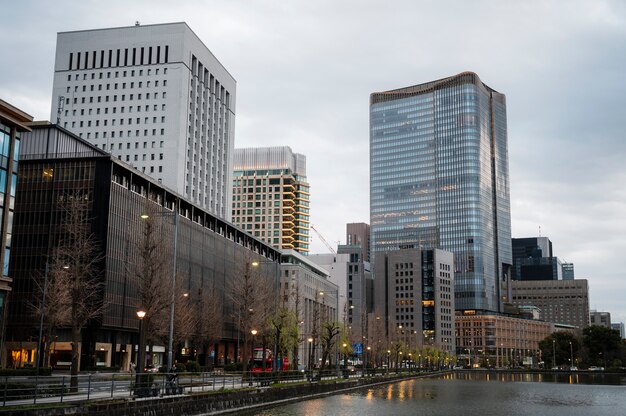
[455,311,553,367]
[4,122,280,370]
[279,250,338,369]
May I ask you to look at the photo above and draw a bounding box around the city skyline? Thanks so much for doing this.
[0,1,624,322]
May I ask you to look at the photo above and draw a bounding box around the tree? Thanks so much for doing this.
[132,210,172,365]
[49,193,106,389]
[582,325,623,368]
[319,320,341,371]
[31,263,71,367]
[229,256,274,373]
[267,305,298,371]
[539,332,580,368]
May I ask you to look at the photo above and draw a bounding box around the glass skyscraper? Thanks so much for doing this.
[370,72,512,313]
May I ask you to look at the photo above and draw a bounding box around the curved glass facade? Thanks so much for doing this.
[370,72,512,312]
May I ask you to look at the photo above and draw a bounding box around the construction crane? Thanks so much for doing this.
[310,224,337,254]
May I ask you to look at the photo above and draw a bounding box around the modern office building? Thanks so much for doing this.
[4,123,278,370]
[337,244,373,342]
[232,147,310,254]
[510,279,590,329]
[0,100,32,356]
[369,72,512,313]
[589,310,611,329]
[374,248,455,355]
[512,237,562,280]
[561,262,575,280]
[50,22,235,219]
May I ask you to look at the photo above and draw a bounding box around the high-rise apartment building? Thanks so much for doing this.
[50,22,235,219]
[374,249,455,354]
[232,147,310,253]
[370,72,512,312]
[510,279,590,329]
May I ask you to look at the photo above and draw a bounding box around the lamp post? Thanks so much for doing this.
[136,310,147,390]
[569,341,574,370]
[387,350,391,373]
[552,339,556,369]
[307,337,314,372]
[141,207,178,371]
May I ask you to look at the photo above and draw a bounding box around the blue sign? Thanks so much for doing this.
[353,343,363,355]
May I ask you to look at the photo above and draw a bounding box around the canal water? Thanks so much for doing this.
[255,372,626,416]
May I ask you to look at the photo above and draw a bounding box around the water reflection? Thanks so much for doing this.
[453,370,626,385]
[254,373,626,416]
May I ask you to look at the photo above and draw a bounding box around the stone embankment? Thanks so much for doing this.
[2,372,449,416]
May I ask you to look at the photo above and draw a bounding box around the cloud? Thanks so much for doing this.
[1,0,625,321]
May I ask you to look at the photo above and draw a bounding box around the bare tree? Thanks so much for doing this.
[309,290,321,370]
[130,211,172,368]
[285,279,303,370]
[190,285,223,365]
[31,264,71,367]
[48,193,106,388]
[229,256,273,373]
[319,320,340,371]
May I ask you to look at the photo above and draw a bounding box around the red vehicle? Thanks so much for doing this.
[251,348,289,372]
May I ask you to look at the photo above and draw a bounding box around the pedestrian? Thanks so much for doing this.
[130,362,136,374]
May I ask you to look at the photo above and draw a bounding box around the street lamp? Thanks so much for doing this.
[552,339,556,369]
[308,337,314,372]
[136,310,147,390]
[140,208,178,371]
[387,350,391,372]
[569,341,574,370]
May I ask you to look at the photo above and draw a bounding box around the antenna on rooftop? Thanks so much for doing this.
[135,21,141,26]
[538,225,542,237]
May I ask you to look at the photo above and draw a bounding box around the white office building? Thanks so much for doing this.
[50,22,235,219]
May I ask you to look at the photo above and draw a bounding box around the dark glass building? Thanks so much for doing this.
[0,100,32,364]
[370,72,512,313]
[512,237,562,281]
[4,123,279,370]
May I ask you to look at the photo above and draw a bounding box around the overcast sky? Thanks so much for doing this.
[1,0,625,323]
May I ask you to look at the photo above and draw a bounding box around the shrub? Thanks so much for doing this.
[0,367,52,376]
[186,360,201,373]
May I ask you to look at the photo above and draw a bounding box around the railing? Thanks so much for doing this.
[0,367,437,408]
